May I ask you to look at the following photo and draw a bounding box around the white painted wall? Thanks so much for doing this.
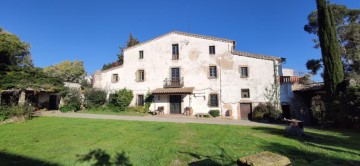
[282,68,294,76]
[93,32,281,119]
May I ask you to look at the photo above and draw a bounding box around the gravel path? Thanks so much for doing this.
[40,111,278,127]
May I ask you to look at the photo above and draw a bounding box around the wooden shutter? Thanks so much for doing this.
[135,70,139,82]
[207,66,210,79]
[207,94,211,106]
[143,70,145,81]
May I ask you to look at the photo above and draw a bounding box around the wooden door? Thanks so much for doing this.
[170,95,181,114]
[240,103,252,120]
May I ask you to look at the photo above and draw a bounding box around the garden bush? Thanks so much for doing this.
[144,92,154,111]
[108,88,133,112]
[60,88,82,112]
[337,86,360,129]
[311,95,326,126]
[252,102,281,122]
[84,88,107,108]
[0,103,34,121]
[209,110,220,117]
[127,106,146,113]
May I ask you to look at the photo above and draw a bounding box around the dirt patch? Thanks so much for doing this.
[188,48,200,61]
[224,103,233,111]
[216,53,234,70]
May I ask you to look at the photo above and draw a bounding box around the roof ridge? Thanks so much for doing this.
[123,31,235,52]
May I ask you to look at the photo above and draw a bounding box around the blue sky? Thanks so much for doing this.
[1,0,359,81]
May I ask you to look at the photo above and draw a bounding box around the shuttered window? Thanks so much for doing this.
[137,95,144,106]
[172,44,179,60]
[111,74,119,83]
[241,67,248,78]
[209,46,215,54]
[209,66,217,79]
[139,50,144,59]
[209,94,219,107]
[137,70,145,82]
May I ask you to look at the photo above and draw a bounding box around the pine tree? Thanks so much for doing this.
[126,33,140,48]
[316,0,344,98]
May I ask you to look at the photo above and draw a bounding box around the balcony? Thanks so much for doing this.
[163,77,184,88]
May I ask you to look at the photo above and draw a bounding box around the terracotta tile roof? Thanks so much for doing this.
[123,31,235,52]
[232,50,283,61]
[293,82,324,92]
[152,87,194,94]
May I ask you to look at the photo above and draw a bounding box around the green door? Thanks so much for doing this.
[170,95,181,114]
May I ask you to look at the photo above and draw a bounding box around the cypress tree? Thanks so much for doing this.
[316,0,344,98]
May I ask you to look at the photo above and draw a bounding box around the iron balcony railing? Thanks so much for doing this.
[163,77,184,88]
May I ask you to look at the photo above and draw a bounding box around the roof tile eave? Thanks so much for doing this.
[232,50,283,61]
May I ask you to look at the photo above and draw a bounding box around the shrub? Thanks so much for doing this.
[209,110,220,117]
[337,86,360,128]
[311,95,326,126]
[60,88,82,112]
[108,88,133,112]
[84,89,107,109]
[0,103,34,121]
[253,102,281,122]
[144,92,154,111]
[127,106,146,113]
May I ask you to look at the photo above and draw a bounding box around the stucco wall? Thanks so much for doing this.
[93,33,280,119]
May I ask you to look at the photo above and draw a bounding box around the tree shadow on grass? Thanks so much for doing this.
[251,126,360,154]
[0,151,59,166]
[76,149,131,166]
[260,142,359,165]
[179,146,237,166]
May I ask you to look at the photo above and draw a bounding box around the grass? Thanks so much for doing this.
[77,109,148,117]
[0,117,359,166]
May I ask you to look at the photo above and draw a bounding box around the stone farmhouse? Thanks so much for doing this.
[93,31,288,120]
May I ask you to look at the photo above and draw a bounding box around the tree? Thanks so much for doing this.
[43,60,86,83]
[0,66,64,92]
[125,33,140,48]
[115,33,140,65]
[0,28,33,70]
[102,33,140,70]
[306,59,322,75]
[0,27,63,92]
[304,4,359,81]
[316,0,344,98]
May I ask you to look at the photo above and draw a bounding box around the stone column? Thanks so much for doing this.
[18,91,26,106]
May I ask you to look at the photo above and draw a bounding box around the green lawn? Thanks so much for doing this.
[0,117,359,166]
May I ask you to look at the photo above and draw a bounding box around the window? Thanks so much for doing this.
[137,70,145,82]
[240,67,248,78]
[209,66,217,78]
[139,50,144,59]
[172,44,179,60]
[209,46,215,54]
[241,89,250,98]
[111,74,119,83]
[171,68,180,81]
[137,95,144,106]
[209,94,219,107]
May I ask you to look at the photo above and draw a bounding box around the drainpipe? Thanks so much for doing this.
[218,57,223,116]
[271,58,281,110]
